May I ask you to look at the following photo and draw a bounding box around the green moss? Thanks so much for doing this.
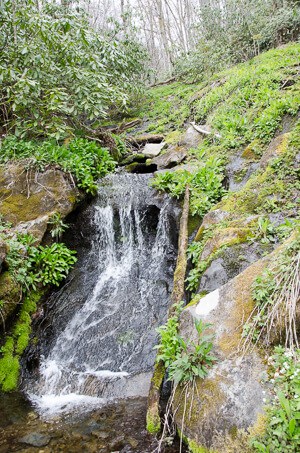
[188,214,201,236]
[0,290,43,391]
[151,361,166,390]
[220,126,299,217]
[121,153,146,165]
[146,407,161,434]
[165,130,183,144]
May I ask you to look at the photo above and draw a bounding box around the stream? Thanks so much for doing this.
[0,173,182,452]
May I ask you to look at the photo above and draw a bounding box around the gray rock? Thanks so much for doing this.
[19,432,51,447]
[179,126,203,149]
[152,146,187,170]
[142,143,165,157]
[226,154,259,192]
[199,242,263,293]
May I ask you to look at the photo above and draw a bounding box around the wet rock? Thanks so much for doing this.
[19,432,51,447]
[152,145,187,170]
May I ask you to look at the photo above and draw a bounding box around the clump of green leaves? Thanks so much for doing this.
[0,137,115,194]
[253,347,300,452]
[155,302,216,385]
[48,213,68,241]
[28,243,77,288]
[152,155,225,217]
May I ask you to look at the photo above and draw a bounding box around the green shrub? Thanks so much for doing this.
[0,0,147,138]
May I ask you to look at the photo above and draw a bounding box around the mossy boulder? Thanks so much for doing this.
[195,209,230,242]
[0,162,81,241]
[200,227,250,261]
[174,253,275,451]
[152,145,188,170]
[198,241,264,293]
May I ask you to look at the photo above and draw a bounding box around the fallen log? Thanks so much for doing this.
[150,76,176,88]
[127,134,165,146]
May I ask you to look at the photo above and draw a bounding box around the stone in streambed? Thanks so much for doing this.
[19,432,51,447]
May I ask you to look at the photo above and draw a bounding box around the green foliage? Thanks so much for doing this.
[28,243,77,288]
[193,45,300,151]
[253,347,300,452]
[174,0,300,82]
[0,137,116,194]
[0,0,147,138]
[2,229,77,291]
[168,320,217,385]
[155,302,216,385]
[137,82,196,134]
[152,155,225,217]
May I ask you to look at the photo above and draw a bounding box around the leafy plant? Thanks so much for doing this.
[28,243,77,288]
[168,320,217,385]
[152,155,225,217]
[253,347,300,452]
[48,213,68,241]
[155,303,216,385]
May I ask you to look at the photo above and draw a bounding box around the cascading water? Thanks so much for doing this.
[23,173,179,416]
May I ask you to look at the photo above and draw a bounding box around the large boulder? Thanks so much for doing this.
[0,162,81,241]
[174,254,273,452]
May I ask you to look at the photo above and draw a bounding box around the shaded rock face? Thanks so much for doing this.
[198,242,263,293]
[179,126,203,149]
[0,161,80,241]
[225,152,259,192]
[175,256,272,450]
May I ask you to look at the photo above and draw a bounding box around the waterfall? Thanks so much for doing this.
[24,173,179,416]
